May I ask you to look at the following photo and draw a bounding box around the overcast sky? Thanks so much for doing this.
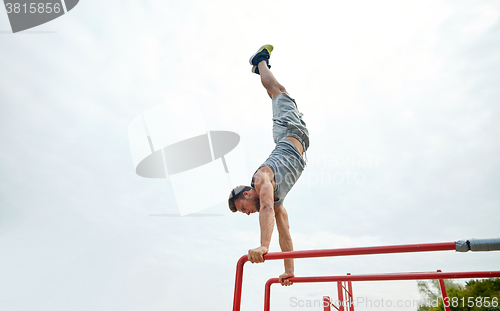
[1,1,499,310]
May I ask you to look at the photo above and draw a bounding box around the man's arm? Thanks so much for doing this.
[275,205,294,286]
[248,169,276,263]
[258,179,275,250]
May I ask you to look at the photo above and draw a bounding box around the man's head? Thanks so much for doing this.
[228,185,260,215]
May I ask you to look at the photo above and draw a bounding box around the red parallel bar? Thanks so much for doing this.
[268,271,500,284]
[232,256,248,311]
[347,280,354,311]
[337,281,345,311]
[340,282,351,311]
[234,242,456,311]
[262,242,456,260]
[323,296,331,311]
[437,270,451,311]
[264,271,500,311]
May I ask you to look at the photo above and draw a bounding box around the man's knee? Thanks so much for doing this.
[270,86,288,99]
[271,91,289,100]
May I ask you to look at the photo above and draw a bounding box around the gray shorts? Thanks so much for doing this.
[272,93,310,151]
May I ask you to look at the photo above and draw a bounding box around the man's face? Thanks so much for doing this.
[235,192,260,215]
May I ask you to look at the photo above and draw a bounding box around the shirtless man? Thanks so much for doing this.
[228,45,310,286]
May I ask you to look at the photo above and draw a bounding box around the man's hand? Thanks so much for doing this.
[248,246,268,263]
[279,272,294,286]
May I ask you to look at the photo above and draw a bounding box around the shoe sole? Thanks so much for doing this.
[249,44,274,66]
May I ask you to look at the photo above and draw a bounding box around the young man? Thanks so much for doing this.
[228,45,310,286]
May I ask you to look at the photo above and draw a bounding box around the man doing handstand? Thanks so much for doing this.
[228,45,310,286]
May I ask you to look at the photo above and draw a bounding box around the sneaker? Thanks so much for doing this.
[249,44,273,74]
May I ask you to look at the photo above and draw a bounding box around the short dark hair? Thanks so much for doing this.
[228,185,252,212]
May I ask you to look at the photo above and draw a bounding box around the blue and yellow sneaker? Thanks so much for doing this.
[249,44,273,74]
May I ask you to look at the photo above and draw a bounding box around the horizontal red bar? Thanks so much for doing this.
[266,271,500,285]
[261,242,456,261]
[264,271,500,311]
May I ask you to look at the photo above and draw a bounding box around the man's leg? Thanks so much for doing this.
[258,60,288,99]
